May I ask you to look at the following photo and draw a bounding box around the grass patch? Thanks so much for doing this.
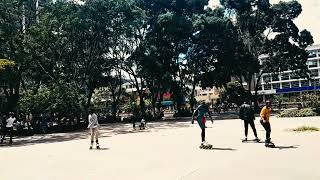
[277,108,318,118]
[291,126,319,132]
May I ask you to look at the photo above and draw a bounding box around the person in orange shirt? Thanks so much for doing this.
[260,101,274,146]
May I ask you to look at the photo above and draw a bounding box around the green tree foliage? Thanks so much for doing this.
[219,81,252,106]
[19,83,85,119]
[220,0,314,97]
[0,0,315,121]
[0,59,15,71]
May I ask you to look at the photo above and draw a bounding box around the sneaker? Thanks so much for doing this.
[96,144,100,149]
[201,141,208,146]
[89,146,93,150]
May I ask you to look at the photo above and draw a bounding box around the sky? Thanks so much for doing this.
[209,0,320,44]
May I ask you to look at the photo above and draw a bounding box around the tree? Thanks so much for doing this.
[133,0,208,113]
[185,7,251,109]
[219,81,252,106]
[0,59,15,71]
[219,0,314,98]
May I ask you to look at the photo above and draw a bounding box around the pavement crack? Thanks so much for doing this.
[177,168,199,180]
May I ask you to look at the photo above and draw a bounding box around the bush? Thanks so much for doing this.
[278,108,318,118]
[313,103,320,115]
[291,126,319,132]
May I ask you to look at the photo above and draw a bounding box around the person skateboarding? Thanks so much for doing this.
[260,101,274,147]
[88,109,100,149]
[239,101,259,142]
[192,102,213,148]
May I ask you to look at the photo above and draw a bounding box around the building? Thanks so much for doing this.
[255,44,320,101]
[194,87,220,104]
[122,81,220,106]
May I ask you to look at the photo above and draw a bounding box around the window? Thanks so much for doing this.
[301,80,310,87]
[310,69,319,77]
[291,81,300,88]
[272,74,280,81]
[263,75,271,83]
[311,80,320,87]
[272,83,280,89]
[308,51,317,58]
[264,84,271,90]
[281,73,290,81]
[290,73,300,80]
[282,82,290,88]
[308,60,318,68]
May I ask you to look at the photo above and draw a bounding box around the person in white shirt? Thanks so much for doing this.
[1,112,15,144]
[87,110,100,149]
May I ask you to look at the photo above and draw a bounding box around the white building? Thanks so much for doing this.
[256,44,320,100]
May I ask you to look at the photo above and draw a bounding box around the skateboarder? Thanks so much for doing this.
[260,101,274,147]
[88,109,100,149]
[1,112,16,144]
[192,102,213,147]
[239,101,259,142]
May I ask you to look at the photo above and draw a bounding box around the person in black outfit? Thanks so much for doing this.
[239,102,259,141]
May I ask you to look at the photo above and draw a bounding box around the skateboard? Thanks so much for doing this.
[242,139,260,143]
[265,142,275,148]
[199,144,213,149]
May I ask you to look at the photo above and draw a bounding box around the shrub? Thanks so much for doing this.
[313,103,320,115]
[291,126,319,132]
[278,108,318,118]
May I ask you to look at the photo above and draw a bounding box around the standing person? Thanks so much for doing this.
[87,109,100,149]
[192,102,213,148]
[239,101,259,142]
[1,112,16,144]
[260,101,274,147]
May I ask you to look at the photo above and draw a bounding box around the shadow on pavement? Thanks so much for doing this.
[90,147,110,151]
[273,145,299,150]
[201,147,237,151]
[0,113,245,148]
[0,120,192,148]
[212,147,237,151]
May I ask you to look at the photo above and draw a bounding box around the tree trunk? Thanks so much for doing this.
[85,90,93,124]
[139,92,145,118]
[190,79,197,112]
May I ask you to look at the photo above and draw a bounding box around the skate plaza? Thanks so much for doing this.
[0,116,319,180]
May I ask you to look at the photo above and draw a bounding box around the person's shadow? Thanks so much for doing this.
[90,147,110,151]
[270,145,299,150]
[200,147,236,151]
[211,147,237,151]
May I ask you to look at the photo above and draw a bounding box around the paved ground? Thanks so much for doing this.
[0,116,319,180]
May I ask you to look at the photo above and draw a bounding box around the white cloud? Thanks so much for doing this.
[209,0,320,44]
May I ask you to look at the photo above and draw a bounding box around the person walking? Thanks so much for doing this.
[192,102,213,148]
[260,101,274,147]
[1,112,16,144]
[239,101,259,142]
[88,109,100,149]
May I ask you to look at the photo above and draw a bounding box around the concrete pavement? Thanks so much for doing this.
[0,116,319,180]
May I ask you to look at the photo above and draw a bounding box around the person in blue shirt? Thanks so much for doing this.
[192,102,213,146]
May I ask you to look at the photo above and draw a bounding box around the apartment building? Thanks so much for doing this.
[256,44,320,100]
